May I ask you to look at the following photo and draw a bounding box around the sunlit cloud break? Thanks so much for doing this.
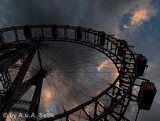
[124,5,157,29]
[131,6,148,26]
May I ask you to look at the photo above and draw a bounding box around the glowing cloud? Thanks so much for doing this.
[130,7,148,26]
[42,88,54,105]
[123,5,157,29]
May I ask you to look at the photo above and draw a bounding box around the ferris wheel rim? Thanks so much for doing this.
[0,24,138,121]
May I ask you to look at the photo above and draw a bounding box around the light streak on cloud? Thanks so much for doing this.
[97,59,118,74]
[97,60,110,71]
[123,25,130,29]
[97,59,118,83]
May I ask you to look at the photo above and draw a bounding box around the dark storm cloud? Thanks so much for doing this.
[0,0,154,36]
[78,0,138,30]
[0,0,85,27]
[0,0,145,31]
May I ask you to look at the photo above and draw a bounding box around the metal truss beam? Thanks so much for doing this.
[26,70,45,121]
[13,76,35,104]
[4,69,46,120]
[0,43,36,72]
[0,48,37,121]
[0,69,12,91]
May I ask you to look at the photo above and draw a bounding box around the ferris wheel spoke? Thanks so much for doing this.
[46,77,67,112]
[48,74,90,105]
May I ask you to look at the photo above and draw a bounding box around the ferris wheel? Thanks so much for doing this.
[0,24,156,121]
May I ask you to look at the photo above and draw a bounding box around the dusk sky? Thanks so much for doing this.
[0,0,160,120]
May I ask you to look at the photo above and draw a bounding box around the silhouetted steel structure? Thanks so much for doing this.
[0,24,156,121]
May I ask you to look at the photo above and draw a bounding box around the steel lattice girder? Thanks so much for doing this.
[0,47,37,121]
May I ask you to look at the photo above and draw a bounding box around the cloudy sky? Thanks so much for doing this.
[1,0,160,120]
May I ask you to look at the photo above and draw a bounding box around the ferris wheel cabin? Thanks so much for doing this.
[51,24,58,38]
[136,55,147,77]
[137,82,157,110]
[77,26,82,40]
[23,26,32,38]
[118,40,128,56]
[99,32,106,46]
[136,55,157,110]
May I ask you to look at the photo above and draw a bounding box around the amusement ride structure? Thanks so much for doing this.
[0,24,157,121]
